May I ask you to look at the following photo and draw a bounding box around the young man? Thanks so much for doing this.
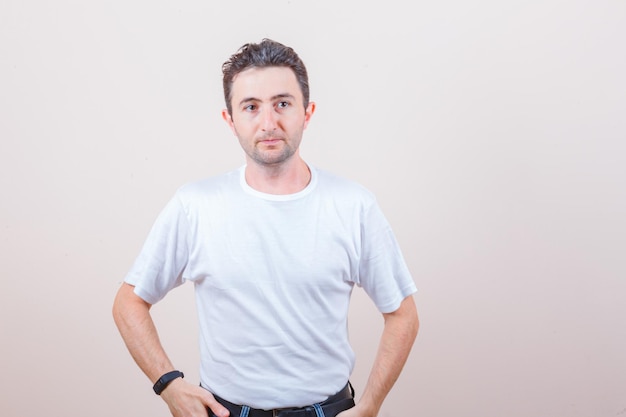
[113,39,419,417]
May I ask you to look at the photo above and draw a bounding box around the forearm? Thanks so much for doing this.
[356,296,419,417]
[112,282,175,383]
[113,283,228,417]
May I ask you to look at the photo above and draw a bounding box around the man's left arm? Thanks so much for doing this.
[342,295,419,417]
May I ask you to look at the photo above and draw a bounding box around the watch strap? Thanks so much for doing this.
[153,370,184,395]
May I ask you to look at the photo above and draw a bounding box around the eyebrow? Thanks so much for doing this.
[238,93,295,107]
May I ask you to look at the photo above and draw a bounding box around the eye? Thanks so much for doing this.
[244,104,257,112]
[277,101,289,109]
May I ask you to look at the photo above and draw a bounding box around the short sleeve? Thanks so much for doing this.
[357,200,417,313]
[124,193,190,304]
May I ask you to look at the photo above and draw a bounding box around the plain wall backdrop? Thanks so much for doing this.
[1,1,625,416]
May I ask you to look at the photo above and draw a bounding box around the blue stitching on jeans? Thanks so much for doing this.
[240,405,250,417]
[313,403,325,417]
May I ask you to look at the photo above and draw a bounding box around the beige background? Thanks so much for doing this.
[1,1,625,416]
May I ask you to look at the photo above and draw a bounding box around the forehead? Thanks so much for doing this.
[231,66,302,103]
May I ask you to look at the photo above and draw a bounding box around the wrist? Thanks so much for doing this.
[353,398,380,417]
[153,370,184,395]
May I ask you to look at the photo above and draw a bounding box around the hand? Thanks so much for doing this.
[160,378,230,417]
[336,409,357,417]
[336,402,377,417]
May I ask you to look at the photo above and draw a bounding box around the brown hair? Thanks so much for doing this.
[222,39,310,115]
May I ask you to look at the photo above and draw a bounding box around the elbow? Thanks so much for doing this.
[411,307,420,341]
[386,295,420,342]
[112,284,126,328]
[405,298,419,342]
[403,295,420,343]
[112,282,149,329]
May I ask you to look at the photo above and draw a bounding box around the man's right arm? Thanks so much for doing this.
[112,282,229,417]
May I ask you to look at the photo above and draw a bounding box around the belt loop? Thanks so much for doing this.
[240,405,250,417]
[313,403,325,417]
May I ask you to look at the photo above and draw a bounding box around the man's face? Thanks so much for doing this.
[223,66,315,167]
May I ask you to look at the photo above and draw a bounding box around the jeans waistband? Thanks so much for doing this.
[211,382,355,417]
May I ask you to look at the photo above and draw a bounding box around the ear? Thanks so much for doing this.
[222,109,237,135]
[303,102,316,129]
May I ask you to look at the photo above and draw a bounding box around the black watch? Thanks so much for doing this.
[153,370,184,395]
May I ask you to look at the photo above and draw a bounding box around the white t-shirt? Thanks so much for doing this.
[125,165,416,409]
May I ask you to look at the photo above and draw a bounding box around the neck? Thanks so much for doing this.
[244,155,311,195]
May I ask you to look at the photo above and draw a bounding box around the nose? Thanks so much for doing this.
[260,106,279,131]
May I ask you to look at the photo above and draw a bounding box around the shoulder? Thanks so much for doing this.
[314,167,377,204]
[168,168,242,215]
[176,168,240,198]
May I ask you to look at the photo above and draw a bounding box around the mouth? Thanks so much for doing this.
[257,137,283,146]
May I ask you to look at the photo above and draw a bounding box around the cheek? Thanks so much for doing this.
[235,124,260,143]
[230,117,251,134]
